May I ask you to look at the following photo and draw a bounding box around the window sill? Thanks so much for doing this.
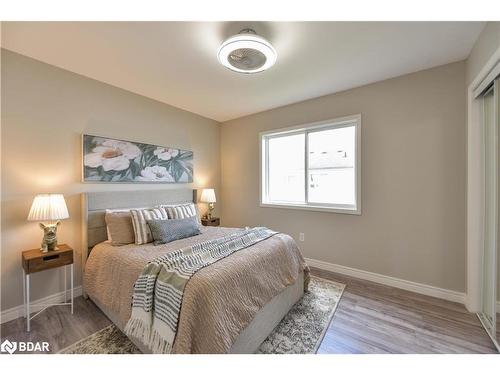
[259,202,361,215]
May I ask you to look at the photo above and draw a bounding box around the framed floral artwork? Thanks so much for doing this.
[82,134,193,183]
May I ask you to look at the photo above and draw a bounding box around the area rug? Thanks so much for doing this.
[59,276,345,354]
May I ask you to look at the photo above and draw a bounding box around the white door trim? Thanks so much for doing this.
[467,46,500,312]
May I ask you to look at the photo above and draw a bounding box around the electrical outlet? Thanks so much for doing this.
[299,233,305,242]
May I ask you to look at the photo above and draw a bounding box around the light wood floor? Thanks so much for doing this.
[0,296,112,353]
[313,268,497,353]
[1,268,497,354]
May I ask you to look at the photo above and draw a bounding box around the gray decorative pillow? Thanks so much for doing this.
[147,216,201,245]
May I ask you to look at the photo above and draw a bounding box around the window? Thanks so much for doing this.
[260,115,361,214]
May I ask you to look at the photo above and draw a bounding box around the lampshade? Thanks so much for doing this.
[27,194,69,221]
[200,189,216,203]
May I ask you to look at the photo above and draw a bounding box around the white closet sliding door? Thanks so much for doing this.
[477,78,499,351]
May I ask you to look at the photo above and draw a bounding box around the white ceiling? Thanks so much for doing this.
[2,22,484,122]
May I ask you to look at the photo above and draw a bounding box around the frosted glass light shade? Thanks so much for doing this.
[28,194,69,221]
[200,189,216,203]
[218,32,277,73]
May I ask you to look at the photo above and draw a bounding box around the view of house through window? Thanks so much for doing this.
[261,116,360,213]
[308,126,356,205]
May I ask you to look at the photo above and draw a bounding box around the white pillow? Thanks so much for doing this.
[130,207,169,245]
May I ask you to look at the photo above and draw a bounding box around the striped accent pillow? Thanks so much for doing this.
[130,207,169,245]
[161,203,199,221]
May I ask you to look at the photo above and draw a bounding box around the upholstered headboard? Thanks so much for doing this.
[81,189,196,266]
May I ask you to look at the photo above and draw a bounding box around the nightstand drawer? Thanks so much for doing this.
[26,252,73,273]
[201,217,220,226]
[22,245,74,274]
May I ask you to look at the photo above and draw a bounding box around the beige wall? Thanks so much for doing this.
[1,50,221,311]
[221,61,466,292]
[466,22,500,85]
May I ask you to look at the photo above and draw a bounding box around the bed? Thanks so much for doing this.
[81,189,308,354]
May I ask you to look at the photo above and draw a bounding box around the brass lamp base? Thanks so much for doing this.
[206,202,215,220]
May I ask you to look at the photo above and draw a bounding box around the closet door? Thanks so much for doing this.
[481,80,498,340]
[497,79,500,346]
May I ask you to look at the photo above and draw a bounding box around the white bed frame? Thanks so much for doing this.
[81,189,304,353]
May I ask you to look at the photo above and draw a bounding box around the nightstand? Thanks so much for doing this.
[22,244,74,332]
[201,217,220,227]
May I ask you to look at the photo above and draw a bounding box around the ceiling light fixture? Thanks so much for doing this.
[217,29,277,74]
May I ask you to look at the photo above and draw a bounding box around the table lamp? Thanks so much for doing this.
[27,194,69,252]
[200,189,216,219]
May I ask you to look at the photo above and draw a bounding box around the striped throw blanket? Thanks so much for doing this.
[124,227,278,353]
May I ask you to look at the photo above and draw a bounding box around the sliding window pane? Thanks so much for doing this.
[267,133,305,203]
[308,126,356,205]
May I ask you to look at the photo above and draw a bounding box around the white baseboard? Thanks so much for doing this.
[0,286,82,324]
[306,257,466,305]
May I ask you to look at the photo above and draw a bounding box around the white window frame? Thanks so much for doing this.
[260,114,361,215]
